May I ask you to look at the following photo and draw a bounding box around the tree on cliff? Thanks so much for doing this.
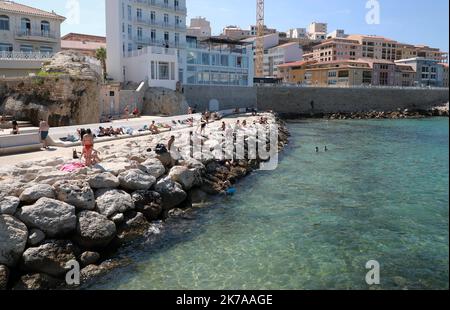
[95,47,107,82]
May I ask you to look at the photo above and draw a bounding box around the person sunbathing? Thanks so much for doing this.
[150,121,160,134]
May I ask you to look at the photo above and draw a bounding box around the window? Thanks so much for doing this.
[127,5,132,20]
[164,32,169,43]
[175,33,180,46]
[137,27,143,40]
[40,46,53,54]
[159,62,170,80]
[128,25,132,39]
[201,53,210,65]
[41,21,50,36]
[137,8,143,20]
[221,55,229,67]
[0,15,9,31]
[21,18,31,35]
[150,11,156,24]
[20,45,33,53]
[151,30,156,42]
[338,70,349,78]
[109,91,115,97]
[0,43,12,52]
[151,61,155,79]
[328,71,337,77]
[164,14,169,26]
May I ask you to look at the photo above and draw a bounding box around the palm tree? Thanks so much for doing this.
[95,47,107,82]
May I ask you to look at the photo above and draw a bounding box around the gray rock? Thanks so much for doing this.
[189,188,209,204]
[0,265,9,290]
[111,213,125,224]
[0,215,28,267]
[138,158,166,179]
[33,171,70,185]
[95,189,134,218]
[181,158,206,170]
[19,184,55,204]
[0,181,27,197]
[154,177,187,210]
[80,259,124,283]
[13,273,61,290]
[131,190,163,221]
[88,172,120,189]
[0,196,20,215]
[79,251,100,267]
[17,198,76,238]
[116,211,150,244]
[118,169,156,191]
[27,229,45,247]
[97,161,133,176]
[168,166,198,190]
[74,211,116,249]
[21,240,78,277]
[53,180,95,210]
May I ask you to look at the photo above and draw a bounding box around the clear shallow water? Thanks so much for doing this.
[88,118,449,290]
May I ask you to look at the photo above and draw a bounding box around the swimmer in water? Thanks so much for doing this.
[315,147,319,153]
[324,146,328,152]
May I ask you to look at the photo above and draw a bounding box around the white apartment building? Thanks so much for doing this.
[0,0,65,77]
[263,42,303,77]
[308,22,327,40]
[106,0,187,89]
[249,24,277,36]
[187,16,211,38]
[287,28,307,39]
[327,29,346,39]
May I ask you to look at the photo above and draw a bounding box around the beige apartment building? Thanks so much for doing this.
[0,0,65,77]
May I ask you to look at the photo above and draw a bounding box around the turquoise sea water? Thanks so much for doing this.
[88,118,449,290]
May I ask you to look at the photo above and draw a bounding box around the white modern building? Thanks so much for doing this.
[308,22,327,40]
[106,0,187,89]
[327,29,346,39]
[185,36,253,86]
[0,0,65,77]
[287,28,307,39]
[222,25,251,40]
[187,16,211,38]
[263,42,303,77]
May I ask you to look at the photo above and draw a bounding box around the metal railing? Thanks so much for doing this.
[256,82,449,90]
[0,51,53,60]
[15,29,58,40]
[133,17,186,30]
[132,37,186,48]
[134,0,187,13]
[126,45,177,58]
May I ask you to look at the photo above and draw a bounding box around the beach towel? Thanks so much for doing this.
[60,162,85,172]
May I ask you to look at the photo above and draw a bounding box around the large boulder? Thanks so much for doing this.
[74,211,116,249]
[138,158,166,179]
[79,251,100,267]
[131,190,163,221]
[116,211,150,244]
[27,229,45,247]
[88,172,120,189]
[118,169,156,191]
[95,189,134,218]
[13,273,61,290]
[21,240,78,277]
[19,184,55,204]
[154,177,187,210]
[0,265,8,289]
[0,215,28,267]
[53,180,95,210]
[97,161,133,176]
[0,196,20,215]
[17,198,76,238]
[168,166,199,190]
[33,171,70,185]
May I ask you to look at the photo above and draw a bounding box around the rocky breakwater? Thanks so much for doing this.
[0,113,289,290]
[326,105,449,120]
[0,51,101,127]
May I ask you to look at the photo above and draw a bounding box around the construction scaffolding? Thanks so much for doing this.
[255,0,265,78]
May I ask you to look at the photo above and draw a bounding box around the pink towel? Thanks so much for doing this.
[60,162,85,172]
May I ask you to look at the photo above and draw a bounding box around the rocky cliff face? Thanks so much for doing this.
[142,87,189,116]
[0,51,101,127]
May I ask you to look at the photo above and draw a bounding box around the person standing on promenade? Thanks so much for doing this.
[39,118,50,149]
[124,105,130,121]
[11,120,19,135]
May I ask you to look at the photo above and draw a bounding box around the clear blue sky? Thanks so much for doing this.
[18,0,449,51]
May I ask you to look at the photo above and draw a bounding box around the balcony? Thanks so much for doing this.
[132,37,186,49]
[0,51,53,60]
[126,45,177,58]
[133,17,186,31]
[15,29,58,43]
[134,0,187,14]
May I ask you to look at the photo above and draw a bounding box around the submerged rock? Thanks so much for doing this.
[0,265,9,289]
[116,211,150,244]
[17,198,76,238]
[0,215,28,267]
[13,273,62,290]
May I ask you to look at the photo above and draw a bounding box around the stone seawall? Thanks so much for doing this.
[184,85,449,115]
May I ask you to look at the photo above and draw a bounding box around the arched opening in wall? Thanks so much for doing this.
[209,99,219,112]
[21,18,31,35]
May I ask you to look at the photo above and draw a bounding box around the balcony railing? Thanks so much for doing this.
[15,29,58,40]
[132,37,186,49]
[126,45,177,58]
[133,17,186,30]
[134,0,187,13]
[0,51,54,60]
